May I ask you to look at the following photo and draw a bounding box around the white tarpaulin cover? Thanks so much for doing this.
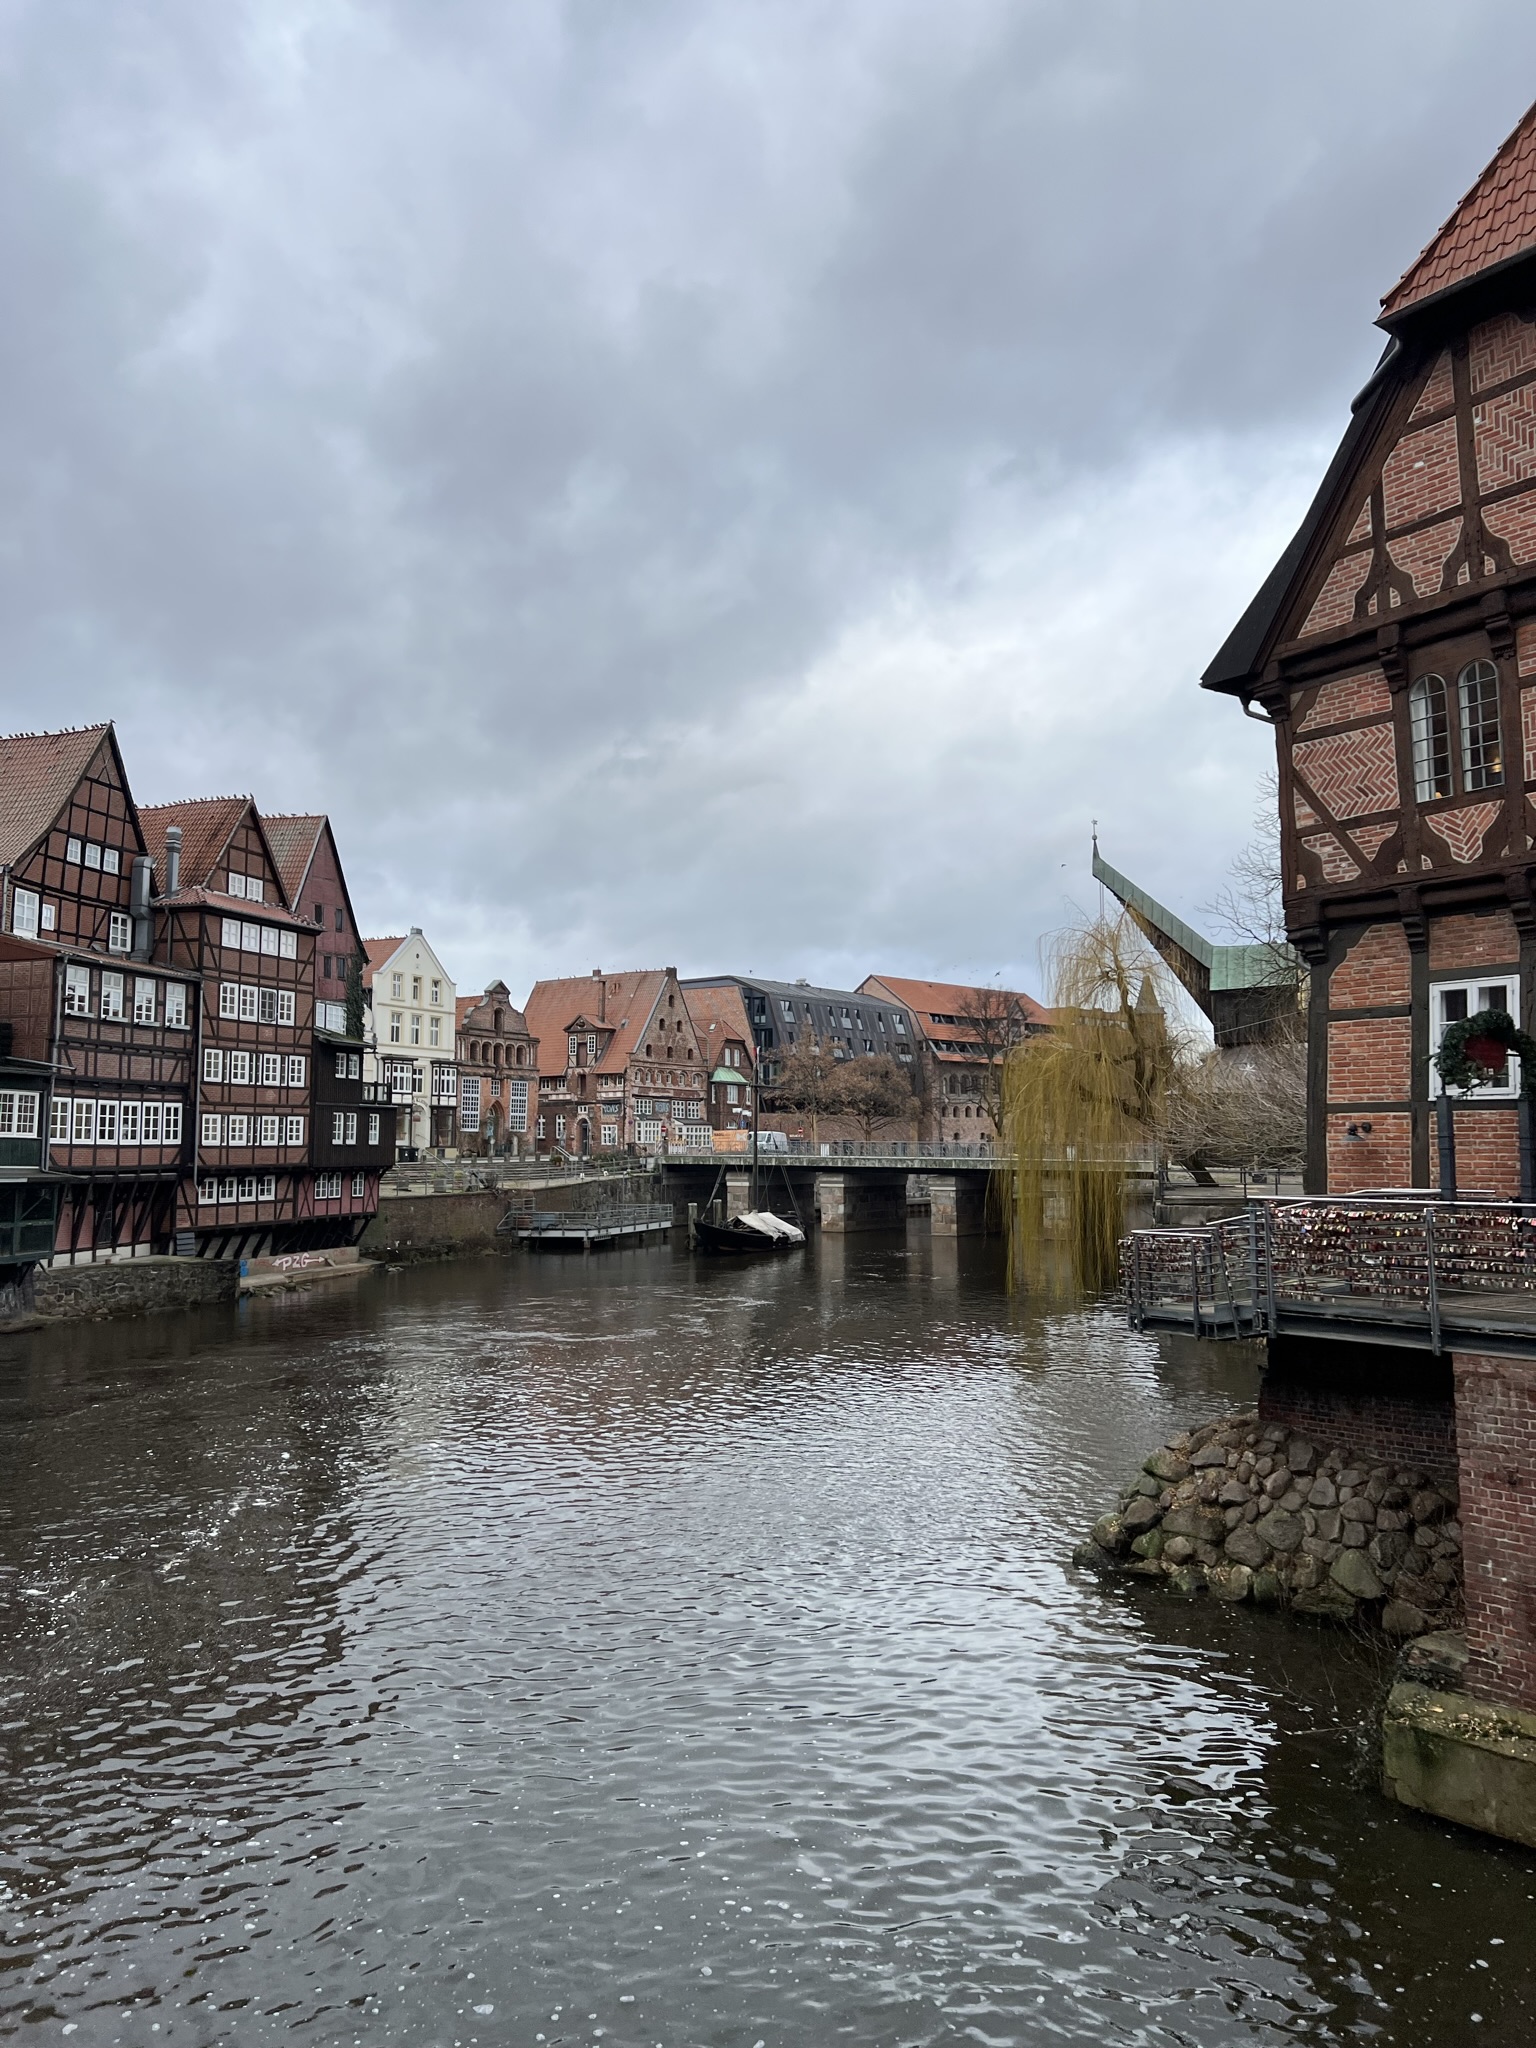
[736,1210,806,1243]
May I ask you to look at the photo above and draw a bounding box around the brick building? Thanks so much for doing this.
[523,968,709,1155]
[455,981,538,1156]
[1207,101,1536,1201]
[680,981,757,1133]
[0,726,198,1264]
[859,974,1047,1143]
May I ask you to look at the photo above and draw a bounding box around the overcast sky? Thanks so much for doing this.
[6,2,1536,1002]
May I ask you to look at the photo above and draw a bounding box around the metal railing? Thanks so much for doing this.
[1123,1196,1536,1348]
[502,1200,674,1239]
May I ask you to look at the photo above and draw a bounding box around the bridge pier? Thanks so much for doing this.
[816,1171,906,1234]
[928,1174,989,1237]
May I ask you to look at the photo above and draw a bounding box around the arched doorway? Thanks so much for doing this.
[577,1116,591,1158]
[485,1104,502,1154]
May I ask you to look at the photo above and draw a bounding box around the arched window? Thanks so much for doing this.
[1410,674,1451,802]
[516,1044,525,1065]
[1458,659,1504,791]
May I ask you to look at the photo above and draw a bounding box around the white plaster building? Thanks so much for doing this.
[362,929,459,1157]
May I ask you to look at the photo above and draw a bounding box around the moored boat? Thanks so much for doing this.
[693,1209,806,1255]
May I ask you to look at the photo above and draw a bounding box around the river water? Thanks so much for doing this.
[1,1234,1532,2047]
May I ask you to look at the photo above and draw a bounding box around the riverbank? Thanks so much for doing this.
[1078,1406,1463,1634]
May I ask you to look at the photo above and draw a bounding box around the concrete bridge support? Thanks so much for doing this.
[816,1172,907,1234]
[929,1174,989,1237]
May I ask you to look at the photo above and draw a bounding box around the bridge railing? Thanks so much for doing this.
[1123,1196,1536,1347]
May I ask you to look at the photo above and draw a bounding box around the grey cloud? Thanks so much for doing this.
[2,0,1534,996]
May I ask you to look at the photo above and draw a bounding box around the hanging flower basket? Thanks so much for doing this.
[1435,1009,1536,1096]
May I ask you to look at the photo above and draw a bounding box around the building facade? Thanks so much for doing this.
[0,726,198,1264]
[523,968,709,1154]
[680,975,921,1088]
[1205,104,1536,1199]
[455,981,538,1156]
[264,814,396,1222]
[859,974,1047,1143]
[681,982,757,1132]
[362,932,458,1158]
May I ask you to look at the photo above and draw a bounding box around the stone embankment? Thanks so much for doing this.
[1077,1408,1462,1635]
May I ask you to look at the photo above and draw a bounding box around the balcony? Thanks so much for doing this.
[1122,1197,1536,1356]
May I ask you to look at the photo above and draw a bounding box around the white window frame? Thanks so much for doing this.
[11,887,39,938]
[99,972,125,1021]
[72,1098,96,1144]
[285,1115,305,1143]
[0,1090,39,1138]
[84,842,101,871]
[142,1100,164,1145]
[102,847,120,876]
[259,1114,280,1145]
[367,1112,380,1145]
[1430,977,1522,1099]
[120,1100,141,1145]
[108,912,131,954]
[228,1050,252,1086]
[163,1102,182,1145]
[96,1099,119,1145]
[165,983,187,1029]
[50,1096,70,1143]
[286,1055,306,1086]
[65,836,82,864]
[64,965,92,1016]
[201,1112,222,1146]
[261,1052,282,1086]
[227,1113,251,1146]
[203,1048,223,1083]
[133,978,157,1024]
[507,1079,528,1131]
[278,990,295,1025]
[351,1171,366,1198]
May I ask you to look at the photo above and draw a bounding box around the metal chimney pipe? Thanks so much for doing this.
[130,854,153,959]
[165,824,182,895]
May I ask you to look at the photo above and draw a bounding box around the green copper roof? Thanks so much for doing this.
[1093,845,1299,997]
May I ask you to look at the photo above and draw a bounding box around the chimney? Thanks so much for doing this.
[593,968,605,1022]
[130,854,153,959]
[165,824,182,895]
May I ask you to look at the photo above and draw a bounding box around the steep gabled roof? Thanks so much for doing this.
[261,814,326,904]
[681,982,757,1072]
[0,723,119,867]
[522,970,675,1080]
[1381,99,1536,324]
[457,982,529,1033]
[139,795,259,896]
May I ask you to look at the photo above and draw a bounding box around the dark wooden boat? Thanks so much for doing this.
[694,1209,806,1255]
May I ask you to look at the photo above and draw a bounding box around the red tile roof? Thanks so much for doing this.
[361,936,407,988]
[859,974,1048,1058]
[154,885,316,929]
[138,796,253,893]
[522,970,678,1080]
[261,814,326,906]
[1381,100,1536,321]
[681,982,757,1072]
[0,724,115,867]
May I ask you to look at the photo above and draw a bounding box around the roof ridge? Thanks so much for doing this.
[140,794,253,809]
[1381,98,1536,320]
[0,721,111,742]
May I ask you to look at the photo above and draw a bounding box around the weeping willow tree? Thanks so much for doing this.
[1003,912,1182,1294]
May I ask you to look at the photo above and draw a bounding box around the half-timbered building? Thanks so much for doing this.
[523,968,709,1155]
[264,814,396,1227]
[0,726,197,1262]
[1207,103,1536,1197]
[140,797,327,1257]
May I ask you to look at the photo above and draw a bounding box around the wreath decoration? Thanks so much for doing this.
[1434,1008,1536,1097]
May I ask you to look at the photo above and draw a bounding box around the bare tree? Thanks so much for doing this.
[1157,1027,1307,1179]
[959,985,1037,1132]
[837,1053,917,1142]
[1205,771,1305,997]
[770,1039,847,1140]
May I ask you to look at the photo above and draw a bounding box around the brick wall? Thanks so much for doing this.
[1428,909,1520,970]
[1300,549,1373,637]
[1326,1109,1411,1192]
[1469,311,1536,393]
[1381,418,1462,529]
[1331,923,1412,1008]
[1327,1015,1411,1100]
[1385,515,1463,596]
[1450,1104,1520,1197]
[1297,666,1391,732]
[1262,1337,1456,1480]
[1453,1350,1536,1712]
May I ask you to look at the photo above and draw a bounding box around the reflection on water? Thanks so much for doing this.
[1,1234,1531,2046]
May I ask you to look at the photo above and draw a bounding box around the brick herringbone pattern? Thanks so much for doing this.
[1475,380,1536,492]
[1292,722,1400,821]
[1423,801,1503,864]
[1471,310,1536,394]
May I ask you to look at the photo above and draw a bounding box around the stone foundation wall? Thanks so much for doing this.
[361,1192,513,1263]
[31,1256,237,1322]
[1080,1407,1462,1633]
[1452,1350,1536,1714]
